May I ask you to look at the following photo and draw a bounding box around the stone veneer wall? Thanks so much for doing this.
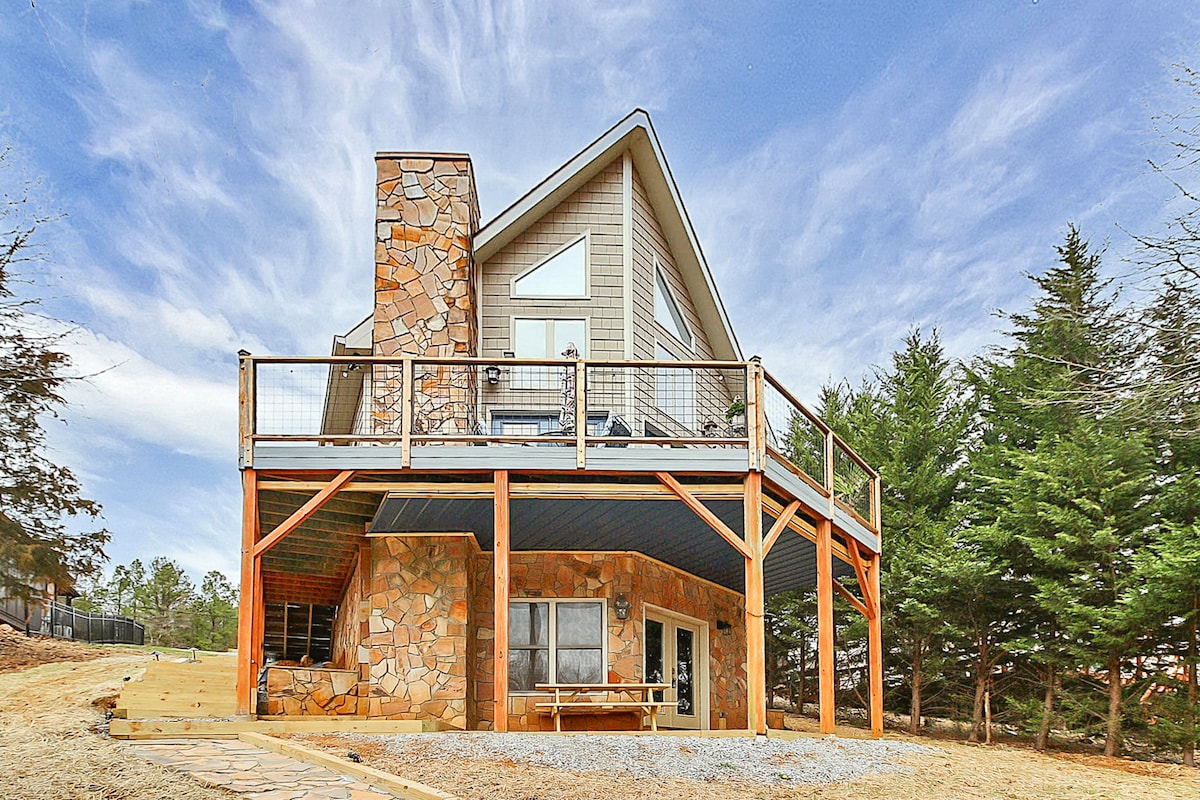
[265,667,359,715]
[470,551,747,732]
[359,536,471,728]
[372,155,480,436]
[330,551,364,672]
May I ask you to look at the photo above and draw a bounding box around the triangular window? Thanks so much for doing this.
[512,235,587,297]
[655,265,692,347]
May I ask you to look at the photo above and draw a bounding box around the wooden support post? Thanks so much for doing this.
[252,554,264,675]
[816,517,836,734]
[869,550,884,738]
[744,472,766,734]
[493,470,510,732]
[236,469,260,716]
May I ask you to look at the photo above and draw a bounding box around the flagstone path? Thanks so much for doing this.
[126,738,396,799]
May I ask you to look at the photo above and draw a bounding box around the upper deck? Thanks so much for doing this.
[239,354,881,553]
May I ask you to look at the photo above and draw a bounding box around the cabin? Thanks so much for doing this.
[236,110,883,735]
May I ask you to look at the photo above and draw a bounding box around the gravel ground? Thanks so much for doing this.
[339,732,934,786]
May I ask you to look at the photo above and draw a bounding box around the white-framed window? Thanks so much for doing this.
[654,261,693,349]
[511,233,589,298]
[490,412,610,436]
[655,344,695,429]
[511,318,587,390]
[509,598,606,692]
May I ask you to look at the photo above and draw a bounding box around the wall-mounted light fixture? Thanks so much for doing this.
[716,619,732,633]
[341,363,360,379]
[484,364,501,384]
[613,594,631,620]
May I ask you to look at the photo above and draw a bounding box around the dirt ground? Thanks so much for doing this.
[0,630,236,800]
[0,623,105,672]
[0,629,1197,800]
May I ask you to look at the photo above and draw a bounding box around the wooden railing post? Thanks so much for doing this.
[746,359,765,472]
[238,354,255,468]
[824,430,836,509]
[872,473,882,532]
[576,360,587,469]
[401,357,414,468]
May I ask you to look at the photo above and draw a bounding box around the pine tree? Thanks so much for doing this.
[810,331,975,734]
[1133,282,1200,765]
[974,227,1156,756]
[189,571,239,651]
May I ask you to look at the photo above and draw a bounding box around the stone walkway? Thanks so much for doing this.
[126,739,396,799]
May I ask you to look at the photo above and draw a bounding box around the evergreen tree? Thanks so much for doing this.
[974,227,1156,756]
[874,331,978,736]
[806,331,974,734]
[1133,282,1200,765]
[189,571,239,652]
[131,557,197,647]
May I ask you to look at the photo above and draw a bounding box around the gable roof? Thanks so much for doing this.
[475,110,743,361]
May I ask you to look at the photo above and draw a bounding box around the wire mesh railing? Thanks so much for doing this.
[241,355,878,529]
[832,437,874,523]
[762,373,828,488]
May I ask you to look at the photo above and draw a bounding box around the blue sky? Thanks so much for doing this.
[1,1,1196,584]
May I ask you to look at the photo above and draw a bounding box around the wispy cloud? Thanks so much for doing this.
[688,26,1138,401]
[6,0,1196,582]
[62,327,236,461]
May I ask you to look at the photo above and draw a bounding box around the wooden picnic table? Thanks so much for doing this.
[534,682,676,732]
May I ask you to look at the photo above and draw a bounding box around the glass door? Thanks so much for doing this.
[644,610,706,729]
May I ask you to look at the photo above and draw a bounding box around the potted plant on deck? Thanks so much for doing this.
[725,396,746,436]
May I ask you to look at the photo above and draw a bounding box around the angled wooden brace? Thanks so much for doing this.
[762,499,802,557]
[832,578,871,618]
[845,537,878,617]
[656,472,751,559]
[252,470,356,558]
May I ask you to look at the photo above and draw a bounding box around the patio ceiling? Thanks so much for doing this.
[370,495,850,595]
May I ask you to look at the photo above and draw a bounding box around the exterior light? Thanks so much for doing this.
[485,364,501,384]
[613,594,631,620]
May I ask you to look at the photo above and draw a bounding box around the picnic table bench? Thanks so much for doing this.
[534,682,676,731]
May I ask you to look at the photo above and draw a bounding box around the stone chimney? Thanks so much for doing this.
[374,154,479,356]
[372,154,480,436]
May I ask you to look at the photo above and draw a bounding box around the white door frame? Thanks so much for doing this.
[643,603,709,730]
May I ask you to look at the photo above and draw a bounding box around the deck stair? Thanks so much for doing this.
[115,655,238,719]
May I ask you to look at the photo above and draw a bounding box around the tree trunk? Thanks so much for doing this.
[1185,594,1197,769]
[1036,665,1055,752]
[984,685,993,744]
[968,650,988,743]
[909,647,923,735]
[1104,651,1123,757]
[964,671,984,743]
